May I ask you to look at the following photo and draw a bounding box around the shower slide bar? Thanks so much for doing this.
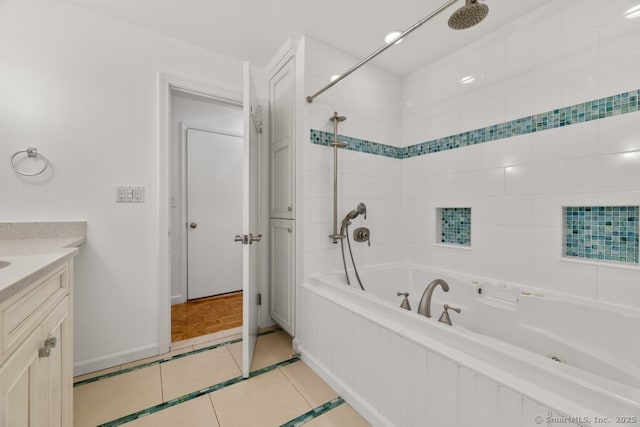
[328,111,347,243]
[305,0,460,103]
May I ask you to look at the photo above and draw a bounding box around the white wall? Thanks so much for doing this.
[0,0,267,374]
[169,91,243,303]
[303,38,404,279]
[401,0,640,309]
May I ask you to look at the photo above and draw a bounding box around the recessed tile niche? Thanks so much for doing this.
[436,208,471,247]
[563,206,639,264]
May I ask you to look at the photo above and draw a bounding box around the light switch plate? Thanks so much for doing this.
[116,185,144,203]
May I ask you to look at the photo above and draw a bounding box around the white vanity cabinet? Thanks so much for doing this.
[270,56,296,220]
[270,219,295,336]
[0,260,73,427]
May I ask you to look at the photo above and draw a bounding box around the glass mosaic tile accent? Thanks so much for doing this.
[74,329,281,387]
[564,206,639,264]
[280,397,346,427]
[440,208,471,246]
[310,129,404,158]
[310,89,640,159]
[98,356,301,426]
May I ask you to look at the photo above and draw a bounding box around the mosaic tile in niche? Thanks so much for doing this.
[439,208,471,246]
[564,206,639,264]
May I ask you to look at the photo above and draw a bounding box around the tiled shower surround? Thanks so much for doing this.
[564,206,639,264]
[303,0,640,311]
[311,84,640,264]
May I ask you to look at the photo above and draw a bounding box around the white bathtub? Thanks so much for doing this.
[297,263,640,427]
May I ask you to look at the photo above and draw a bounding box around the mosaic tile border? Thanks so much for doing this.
[310,89,640,159]
[280,397,346,427]
[310,129,403,158]
[74,329,280,387]
[98,355,301,427]
[564,206,639,264]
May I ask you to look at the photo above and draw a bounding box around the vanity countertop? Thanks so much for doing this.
[0,222,86,303]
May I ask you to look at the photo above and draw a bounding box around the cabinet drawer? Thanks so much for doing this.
[1,264,68,360]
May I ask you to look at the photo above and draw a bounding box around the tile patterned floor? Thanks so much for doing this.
[171,292,243,342]
[73,330,370,427]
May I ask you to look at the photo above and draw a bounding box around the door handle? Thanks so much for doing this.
[234,234,262,244]
[190,222,197,229]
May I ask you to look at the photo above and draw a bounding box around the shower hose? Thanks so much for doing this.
[340,223,365,291]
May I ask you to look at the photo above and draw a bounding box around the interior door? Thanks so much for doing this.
[186,128,243,300]
[241,62,261,378]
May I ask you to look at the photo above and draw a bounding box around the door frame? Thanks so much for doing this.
[180,125,243,302]
[158,73,245,354]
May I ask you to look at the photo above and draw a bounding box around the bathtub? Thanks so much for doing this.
[296,263,640,427]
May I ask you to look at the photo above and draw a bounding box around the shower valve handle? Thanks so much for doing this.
[353,227,370,246]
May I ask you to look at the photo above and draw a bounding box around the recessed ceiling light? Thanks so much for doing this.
[329,74,341,82]
[384,31,403,45]
[459,75,475,85]
[624,4,640,18]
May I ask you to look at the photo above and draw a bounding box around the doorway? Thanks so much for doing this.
[159,69,263,377]
[169,89,244,343]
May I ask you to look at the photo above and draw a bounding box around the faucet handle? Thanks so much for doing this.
[397,292,411,311]
[444,304,461,313]
[438,304,461,326]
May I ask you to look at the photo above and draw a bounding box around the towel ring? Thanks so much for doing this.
[10,147,49,176]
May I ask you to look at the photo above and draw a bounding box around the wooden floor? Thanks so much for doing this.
[171,292,243,342]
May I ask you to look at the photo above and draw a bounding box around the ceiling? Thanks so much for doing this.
[61,0,555,76]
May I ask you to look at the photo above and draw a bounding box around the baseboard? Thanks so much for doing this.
[73,343,159,376]
[171,294,185,305]
[295,341,394,427]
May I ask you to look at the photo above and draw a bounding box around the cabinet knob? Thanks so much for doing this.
[39,337,57,358]
[287,206,293,212]
[189,222,198,229]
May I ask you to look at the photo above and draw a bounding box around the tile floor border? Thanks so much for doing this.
[97,356,300,427]
[75,329,280,387]
[280,397,346,427]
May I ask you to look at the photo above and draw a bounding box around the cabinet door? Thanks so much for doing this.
[270,219,295,335]
[0,327,41,427]
[39,297,70,427]
[270,57,295,219]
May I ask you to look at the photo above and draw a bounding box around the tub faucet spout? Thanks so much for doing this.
[417,279,449,318]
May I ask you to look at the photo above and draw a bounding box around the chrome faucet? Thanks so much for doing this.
[417,279,449,318]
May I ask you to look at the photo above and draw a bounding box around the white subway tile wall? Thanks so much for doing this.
[304,38,403,277]
[303,0,640,309]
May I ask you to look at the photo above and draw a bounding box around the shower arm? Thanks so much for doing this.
[305,0,460,103]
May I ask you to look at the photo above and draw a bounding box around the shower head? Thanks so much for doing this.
[448,0,489,30]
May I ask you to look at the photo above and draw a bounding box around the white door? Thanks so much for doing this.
[186,128,243,300]
[241,62,261,378]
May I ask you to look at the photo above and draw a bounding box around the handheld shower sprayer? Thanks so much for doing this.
[340,203,367,235]
[339,203,368,291]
